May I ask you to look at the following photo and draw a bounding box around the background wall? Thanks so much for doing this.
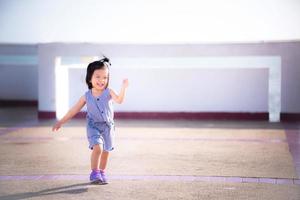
[1,42,299,115]
[0,44,38,101]
[36,42,300,114]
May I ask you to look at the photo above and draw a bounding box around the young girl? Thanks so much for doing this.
[52,57,128,184]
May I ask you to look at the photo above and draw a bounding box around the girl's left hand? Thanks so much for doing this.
[122,79,129,88]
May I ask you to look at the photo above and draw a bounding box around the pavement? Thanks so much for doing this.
[0,107,299,200]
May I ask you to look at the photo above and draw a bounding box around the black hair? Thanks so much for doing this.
[85,57,111,89]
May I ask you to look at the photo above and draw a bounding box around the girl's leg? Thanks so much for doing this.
[98,151,110,184]
[91,144,102,170]
[99,151,109,171]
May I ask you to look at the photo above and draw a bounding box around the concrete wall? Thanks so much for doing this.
[0,42,299,115]
[37,42,300,114]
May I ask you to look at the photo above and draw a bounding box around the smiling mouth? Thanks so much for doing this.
[97,83,105,87]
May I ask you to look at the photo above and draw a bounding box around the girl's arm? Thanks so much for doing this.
[52,95,86,131]
[109,79,129,104]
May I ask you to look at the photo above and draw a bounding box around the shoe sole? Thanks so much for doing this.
[90,179,102,184]
[90,180,109,185]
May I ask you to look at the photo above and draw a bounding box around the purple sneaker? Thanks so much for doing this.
[100,170,108,184]
[90,170,102,184]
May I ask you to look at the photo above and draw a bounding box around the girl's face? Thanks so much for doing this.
[90,68,109,90]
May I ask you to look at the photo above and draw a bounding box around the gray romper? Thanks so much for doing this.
[85,88,115,151]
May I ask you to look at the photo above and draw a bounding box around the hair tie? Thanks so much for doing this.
[99,57,111,66]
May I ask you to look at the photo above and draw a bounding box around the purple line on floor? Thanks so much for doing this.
[242,177,259,183]
[225,177,242,183]
[276,178,294,185]
[259,178,276,184]
[0,175,299,185]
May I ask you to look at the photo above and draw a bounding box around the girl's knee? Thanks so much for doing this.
[102,151,109,156]
[92,144,102,154]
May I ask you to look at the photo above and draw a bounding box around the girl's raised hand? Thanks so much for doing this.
[122,79,129,88]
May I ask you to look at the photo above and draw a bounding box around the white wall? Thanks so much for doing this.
[67,62,269,112]
[0,0,300,44]
[37,42,300,114]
